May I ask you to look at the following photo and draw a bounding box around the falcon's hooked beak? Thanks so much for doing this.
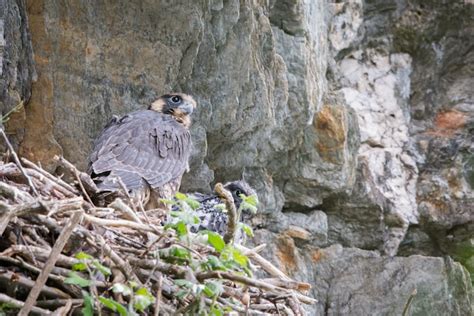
[178,101,194,115]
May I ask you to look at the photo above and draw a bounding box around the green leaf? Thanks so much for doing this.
[207,281,224,295]
[220,246,249,272]
[207,231,225,253]
[160,246,193,264]
[135,287,152,296]
[220,246,232,261]
[184,197,200,210]
[174,279,193,288]
[134,288,155,312]
[191,284,205,296]
[75,252,93,260]
[210,306,224,316]
[223,305,234,312]
[179,212,199,225]
[203,281,223,298]
[238,194,258,214]
[72,262,88,271]
[82,291,94,316]
[175,192,187,200]
[111,283,132,296]
[98,296,127,316]
[242,194,258,206]
[65,272,91,287]
[171,247,191,259]
[204,255,227,271]
[0,302,16,314]
[176,289,189,300]
[202,285,214,297]
[239,223,254,237]
[239,201,258,214]
[92,260,111,276]
[232,248,249,268]
[159,198,176,205]
[175,221,188,237]
[243,266,253,277]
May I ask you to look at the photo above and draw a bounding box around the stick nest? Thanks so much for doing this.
[0,153,316,315]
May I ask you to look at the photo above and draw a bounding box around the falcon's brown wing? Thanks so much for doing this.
[88,110,191,192]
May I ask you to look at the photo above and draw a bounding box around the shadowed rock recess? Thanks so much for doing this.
[2,0,472,314]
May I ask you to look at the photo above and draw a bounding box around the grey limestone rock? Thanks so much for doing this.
[252,231,473,315]
[0,0,35,146]
[1,0,472,313]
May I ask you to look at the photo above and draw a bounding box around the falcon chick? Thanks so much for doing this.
[88,93,196,209]
[182,180,257,235]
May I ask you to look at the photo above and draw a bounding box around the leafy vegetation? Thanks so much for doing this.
[63,192,259,315]
[0,156,314,315]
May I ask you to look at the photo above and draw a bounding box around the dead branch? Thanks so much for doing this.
[0,156,316,315]
[127,257,187,276]
[36,299,83,309]
[0,293,51,315]
[215,182,237,244]
[19,210,83,316]
[0,180,32,202]
[54,155,98,195]
[51,299,73,316]
[260,278,311,293]
[197,271,317,305]
[402,288,417,316]
[153,273,163,316]
[251,303,295,315]
[0,255,82,297]
[109,198,142,223]
[21,158,79,196]
[0,128,39,197]
[0,270,70,299]
[0,200,46,235]
[93,235,142,285]
[83,213,160,233]
[0,198,82,236]
[238,244,294,282]
[1,245,79,267]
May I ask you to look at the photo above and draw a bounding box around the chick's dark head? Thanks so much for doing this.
[223,180,257,210]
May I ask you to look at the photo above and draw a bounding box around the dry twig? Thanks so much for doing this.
[0,293,51,315]
[0,128,39,196]
[215,182,237,244]
[0,155,316,315]
[54,155,96,205]
[402,288,417,316]
[19,210,84,316]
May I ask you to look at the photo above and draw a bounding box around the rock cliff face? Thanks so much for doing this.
[2,0,472,314]
[0,0,35,147]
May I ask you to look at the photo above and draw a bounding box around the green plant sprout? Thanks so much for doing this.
[64,190,258,315]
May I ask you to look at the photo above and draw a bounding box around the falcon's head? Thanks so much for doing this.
[223,180,257,210]
[150,93,197,128]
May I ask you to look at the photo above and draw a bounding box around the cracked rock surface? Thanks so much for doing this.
[1,0,472,314]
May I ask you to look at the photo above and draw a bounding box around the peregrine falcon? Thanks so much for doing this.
[178,181,257,235]
[88,93,196,209]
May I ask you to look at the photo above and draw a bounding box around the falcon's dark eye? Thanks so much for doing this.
[235,189,243,197]
[170,96,181,103]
